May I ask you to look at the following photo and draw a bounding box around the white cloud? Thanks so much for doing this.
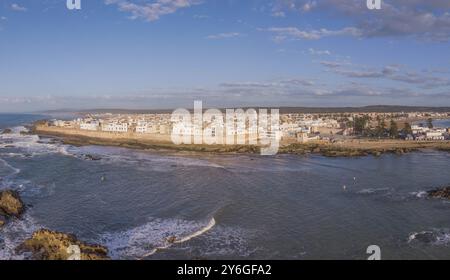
[193,14,209,19]
[104,0,202,22]
[262,26,362,41]
[320,61,450,89]
[11,3,27,12]
[308,48,331,55]
[271,11,286,18]
[207,32,242,40]
[272,0,450,42]
[301,0,317,12]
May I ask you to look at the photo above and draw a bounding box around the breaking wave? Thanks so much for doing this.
[138,217,216,259]
[0,213,41,260]
[356,188,390,195]
[97,217,216,260]
[96,216,252,260]
[410,191,428,198]
[408,229,450,246]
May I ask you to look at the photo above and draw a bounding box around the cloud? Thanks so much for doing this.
[11,3,27,12]
[104,0,202,22]
[261,26,362,41]
[308,48,331,55]
[271,11,286,18]
[193,14,209,19]
[320,61,450,89]
[2,76,450,112]
[272,0,450,42]
[206,32,242,40]
[319,60,349,68]
[220,78,315,89]
[301,0,317,12]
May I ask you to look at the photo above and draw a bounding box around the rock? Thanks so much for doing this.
[84,154,101,161]
[0,215,6,227]
[409,231,436,244]
[0,190,25,218]
[18,229,109,260]
[428,186,450,200]
[166,236,177,244]
[1,128,12,134]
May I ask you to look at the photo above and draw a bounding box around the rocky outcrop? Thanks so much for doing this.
[428,187,450,200]
[0,190,25,227]
[1,128,12,134]
[84,154,102,161]
[0,215,6,227]
[18,229,109,260]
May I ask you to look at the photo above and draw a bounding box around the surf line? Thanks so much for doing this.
[137,217,216,260]
[0,158,21,178]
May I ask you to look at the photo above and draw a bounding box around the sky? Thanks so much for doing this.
[0,0,449,112]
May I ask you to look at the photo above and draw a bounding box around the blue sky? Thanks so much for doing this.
[0,0,449,112]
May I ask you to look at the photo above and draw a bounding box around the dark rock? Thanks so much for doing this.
[0,190,25,218]
[84,154,101,161]
[428,186,450,200]
[17,229,109,260]
[0,215,6,228]
[1,128,12,134]
[410,231,436,244]
[166,236,177,244]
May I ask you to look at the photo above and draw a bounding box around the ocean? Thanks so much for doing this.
[1,114,450,260]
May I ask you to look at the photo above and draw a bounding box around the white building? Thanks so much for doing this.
[426,131,444,140]
[80,121,99,131]
[102,122,128,133]
[136,120,149,133]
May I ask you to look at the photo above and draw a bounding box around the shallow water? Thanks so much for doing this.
[1,115,450,260]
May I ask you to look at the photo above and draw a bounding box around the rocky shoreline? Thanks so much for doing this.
[32,125,450,158]
[0,190,108,260]
[0,190,25,227]
[17,229,109,260]
[428,186,450,200]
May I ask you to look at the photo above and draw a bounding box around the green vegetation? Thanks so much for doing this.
[389,119,399,139]
[427,118,434,129]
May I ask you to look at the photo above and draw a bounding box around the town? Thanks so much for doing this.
[47,110,450,145]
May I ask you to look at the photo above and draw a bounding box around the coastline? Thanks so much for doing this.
[31,123,450,157]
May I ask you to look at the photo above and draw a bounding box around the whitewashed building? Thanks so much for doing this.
[102,122,128,133]
[80,121,100,131]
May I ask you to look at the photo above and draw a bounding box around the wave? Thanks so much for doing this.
[356,187,390,194]
[97,217,216,260]
[1,126,227,171]
[408,229,450,246]
[0,213,41,260]
[138,217,216,259]
[0,158,21,178]
[410,191,428,198]
[65,145,225,170]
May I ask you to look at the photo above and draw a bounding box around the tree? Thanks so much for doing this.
[427,118,433,129]
[354,116,369,135]
[389,119,398,138]
[375,118,386,137]
[403,122,413,135]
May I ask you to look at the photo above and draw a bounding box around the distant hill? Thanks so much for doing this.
[40,105,450,115]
